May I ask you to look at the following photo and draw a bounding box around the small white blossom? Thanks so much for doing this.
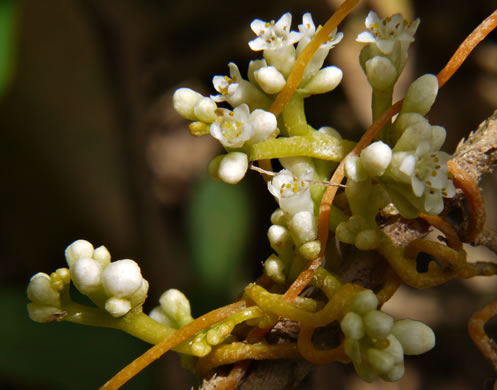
[296,13,343,82]
[356,11,420,55]
[248,13,300,51]
[267,169,314,216]
[212,63,270,109]
[101,259,143,298]
[210,105,277,148]
[210,105,253,148]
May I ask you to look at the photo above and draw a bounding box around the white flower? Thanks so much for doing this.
[356,11,419,55]
[267,169,314,216]
[210,105,277,148]
[101,259,144,298]
[210,105,253,148]
[296,13,343,54]
[248,13,301,51]
[212,63,270,109]
[390,141,456,215]
[296,13,343,83]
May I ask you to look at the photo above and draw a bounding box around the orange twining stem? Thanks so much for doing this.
[468,297,497,371]
[437,9,497,88]
[447,160,486,242]
[100,301,247,390]
[420,214,463,250]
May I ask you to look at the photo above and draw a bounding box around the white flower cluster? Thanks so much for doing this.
[264,158,322,282]
[27,268,69,323]
[65,240,149,318]
[173,12,344,186]
[357,11,420,91]
[343,74,456,219]
[340,290,435,382]
[149,289,193,329]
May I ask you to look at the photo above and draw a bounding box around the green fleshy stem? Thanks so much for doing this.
[282,93,310,136]
[372,87,393,142]
[61,301,192,354]
[246,131,355,162]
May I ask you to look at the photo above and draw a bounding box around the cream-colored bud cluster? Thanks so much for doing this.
[65,240,149,318]
[341,290,435,382]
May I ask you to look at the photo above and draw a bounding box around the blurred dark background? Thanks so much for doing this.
[1,0,497,389]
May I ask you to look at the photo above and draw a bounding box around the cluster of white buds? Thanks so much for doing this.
[357,11,420,89]
[264,158,322,282]
[343,74,456,219]
[149,289,193,329]
[65,240,149,318]
[340,289,435,382]
[27,268,70,323]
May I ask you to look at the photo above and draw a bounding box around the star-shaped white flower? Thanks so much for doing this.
[356,11,419,54]
[249,12,301,51]
[297,13,343,54]
[267,169,314,216]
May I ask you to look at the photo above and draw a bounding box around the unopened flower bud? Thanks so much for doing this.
[173,88,203,121]
[299,66,343,95]
[254,66,286,94]
[365,56,397,90]
[392,319,435,355]
[27,273,61,307]
[93,246,111,269]
[194,97,217,123]
[27,303,65,323]
[364,310,394,340]
[298,240,321,260]
[65,240,94,268]
[349,290,378,315]
[264,254,285,283]
[341,312,365,340]
[71,258,102,294]
[105,297,132,317]
[159,289,193,328]
[360,141,392,177]
[289,210,317,245]
[217,152,249,184]
[401,74,438,116]
[101,259,143,298]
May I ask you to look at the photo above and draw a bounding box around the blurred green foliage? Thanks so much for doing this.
[0,0,16,97]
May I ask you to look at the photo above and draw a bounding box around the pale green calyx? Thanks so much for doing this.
[401,74,439,116]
